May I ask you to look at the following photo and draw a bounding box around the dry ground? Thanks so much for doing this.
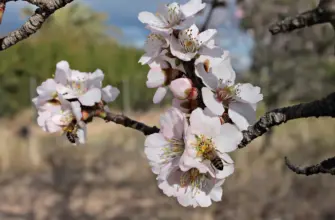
[0,108,334,220]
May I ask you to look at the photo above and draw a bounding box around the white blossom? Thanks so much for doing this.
[138,0,206,33]
[144,107,186,175]
[180,108,242,179]
[158,167,225,208]
[196,51,263,130]
[139,33,169,65]
[170,24,222,61]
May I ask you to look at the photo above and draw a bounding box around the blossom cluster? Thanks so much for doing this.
[33,61,120,145]
[32,0,263,208]
[138,0,263,207]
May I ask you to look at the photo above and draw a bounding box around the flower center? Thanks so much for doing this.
[60,110,75,125]
[166,3,182,25]
[215,85,236,103]
[160,138,184,164]
[179,28,200,53]
[193,134,215,157]
[179,168,208,195]
[146,33,166,50]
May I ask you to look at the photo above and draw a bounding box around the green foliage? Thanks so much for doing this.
[0,3,156,117]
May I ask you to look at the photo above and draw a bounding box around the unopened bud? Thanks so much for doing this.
[169,78,193,100]
[185,87,198,100]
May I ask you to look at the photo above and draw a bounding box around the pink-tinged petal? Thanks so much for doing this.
[45,118,62,133]
[214,123,242,153]
[88,69,104,89]
[228,102,257,131]
[202,87,225,116]
[37,111,51,131]
[146,68,166,88]
[195,191,212,207]
[169,35,196,61]
[144,133,168,149]
[169,78,192,99]
[153,87,167,104]
[236,83,263,104]
[55,61,70,85]
[70,101,82,122]
[209,186,223,202]
[203,107,217,117]
[139,53,152,65]
[78,88,102,106]
[102,85,120,103]
[181,0,206,17]
[160,107,185,140]
[197,29,217,45]
[189,108,221,137]
[210,51,236,83]
[138,11,165,27]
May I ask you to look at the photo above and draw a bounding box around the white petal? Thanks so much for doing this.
[214,123,242,153]
[197,29,217,45]
[145,133,168,149]
[195,191,212,207]
[45,118,62,133]
[174,17,195,30]
[199,45,225,59]
[138,11,165,27]
[210,186,223,202]
[153,87,167,104]
[211,51,236,83]
[55,60,70,85]
[236,83,263,104]
[102,85,120,103]
[88,69,104,89]
[194,61,219,89]
[189,108,221,137]
[201,87,225,116]
[70,101,82,122]
[146,67,166,88]
[216,162,234,179]
[160,107,185,140]
[37,111,51,131]
[229,102,257,131]
[36,79,57,95]
[177,193,195,207]
[78,88,102,106]
[181,0,206,17]
[172,98,189,113]
[138,53,152,65]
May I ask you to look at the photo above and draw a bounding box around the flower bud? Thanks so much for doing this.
[170,78,197,100]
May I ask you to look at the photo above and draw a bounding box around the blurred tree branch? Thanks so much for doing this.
[269,0,335,35]
[285,156,335,175]
[0,0,73,51]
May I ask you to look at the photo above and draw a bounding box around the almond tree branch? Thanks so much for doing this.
[103,112,160,136]
[0,0,74,51]
[239,92,335,148]
[285,156,335,175]
[269,0,335,35]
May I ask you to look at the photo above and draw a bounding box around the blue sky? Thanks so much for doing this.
[1,0,254,71]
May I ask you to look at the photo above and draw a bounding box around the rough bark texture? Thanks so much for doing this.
[0,0,73,51]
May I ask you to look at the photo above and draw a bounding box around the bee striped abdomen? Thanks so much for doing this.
[66,132,77,144]
[211,157,224,171]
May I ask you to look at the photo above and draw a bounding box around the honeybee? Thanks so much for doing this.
[64,121,79,144]
[203,148,224,171]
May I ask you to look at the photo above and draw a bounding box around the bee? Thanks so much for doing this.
[64,121,79,144]
[203,148,224,171]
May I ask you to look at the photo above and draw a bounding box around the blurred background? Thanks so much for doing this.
[0,0,335,219]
